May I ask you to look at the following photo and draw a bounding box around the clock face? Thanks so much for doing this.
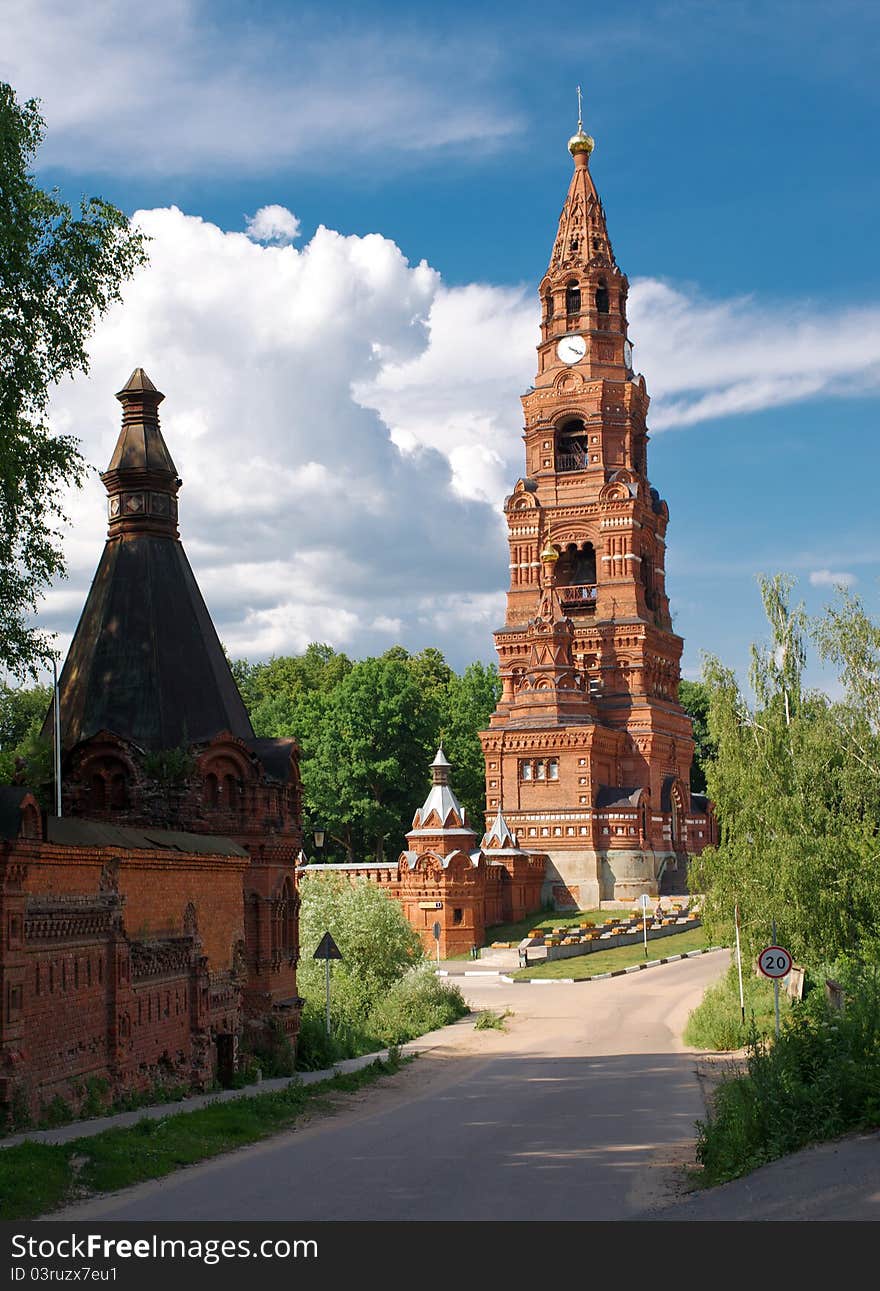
[556,334,587,365]
[624,339,633,369]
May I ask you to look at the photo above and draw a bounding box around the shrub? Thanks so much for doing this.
[696,959,880,1185]
[39,1095,73,1128]
[292,877,468,1068]
[294,1004,376,1072]
[297,874,423,1027]
[368,966,469,1045]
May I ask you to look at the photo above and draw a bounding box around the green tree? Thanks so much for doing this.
[297,872,423,1022]
[1,83,148,677]
[299,654,438,860]
[690,575,880,964]
[679,678,713,794]
[0,682,51,782]
[441,661,500,829]
[233,643,500,859]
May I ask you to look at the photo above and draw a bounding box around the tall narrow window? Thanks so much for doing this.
[544,293,553,322]
[90,774,106,811]
[223,775,238,810]
[565,282,581,315]
[595,285,609,314]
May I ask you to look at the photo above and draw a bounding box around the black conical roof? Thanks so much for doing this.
[44,371,254,752]
[49,537,254,750]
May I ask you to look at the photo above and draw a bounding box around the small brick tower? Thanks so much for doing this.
[480,102,714,908]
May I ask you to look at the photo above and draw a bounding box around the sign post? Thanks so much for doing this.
[432,920,441,966]
[639,893,650,958]
[758,926,792,1039]
[313,931,343,1037]
[734,903,745,1026]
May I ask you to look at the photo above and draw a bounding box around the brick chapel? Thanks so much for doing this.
[479,109,715,909]
[0,371,303,1122]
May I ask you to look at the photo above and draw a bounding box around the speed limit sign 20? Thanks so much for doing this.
[758,945,793,979]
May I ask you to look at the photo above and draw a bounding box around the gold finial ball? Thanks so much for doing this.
[568,128,595,157]
[540,541,560,563]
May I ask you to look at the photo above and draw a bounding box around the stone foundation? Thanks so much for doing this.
[541,847,683,908]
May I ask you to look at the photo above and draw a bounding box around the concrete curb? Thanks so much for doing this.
[500,945,726,985]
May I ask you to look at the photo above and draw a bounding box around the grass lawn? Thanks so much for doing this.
[484,908,609,946]
[512,926,716,980]
[684,964,790,1049]
[0,1053,407,1221]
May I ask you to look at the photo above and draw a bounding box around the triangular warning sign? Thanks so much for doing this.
[313,930,342,960]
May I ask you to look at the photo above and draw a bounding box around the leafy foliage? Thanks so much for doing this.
[0,83,148,677]
[369,966,469,1044]
[298,871,423,1020]
[690,575,880,965]
[293,874,467,1068]
[679,679,712,793]
[684,964,789,1050]
[142,744,196,786]
[0,681,50,781]
[233,642,500,861]
[696,958,880,1185]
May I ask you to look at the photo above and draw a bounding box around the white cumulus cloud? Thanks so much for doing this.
[245,206,301,244]
[41,207,506,669]
[39,206,880,670]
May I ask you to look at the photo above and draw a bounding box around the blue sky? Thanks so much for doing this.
[3,0,879,687]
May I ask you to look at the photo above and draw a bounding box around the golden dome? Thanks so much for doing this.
[540,541,560,563]
[568,127,594,157]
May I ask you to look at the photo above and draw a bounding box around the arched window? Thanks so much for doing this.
[563,542,596,585]
[642,553,655,610]
[565,281,581,315]
[21,804,40,838]
[557,543,597,613]
[110,772,127,810]
[671,794,680,846]
[274,879,296,956]
[556,419,589,472]
[223,775,238,811]
[89,774,106,812]
[595,285,610,314]
[544,293,553,322]
[203,773,219,809]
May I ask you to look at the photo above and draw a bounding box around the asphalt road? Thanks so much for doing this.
[53,953,728,1222]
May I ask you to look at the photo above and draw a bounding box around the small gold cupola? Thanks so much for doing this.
[568,85,594,161]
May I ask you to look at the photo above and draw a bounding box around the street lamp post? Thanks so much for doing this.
[313,828,325,864]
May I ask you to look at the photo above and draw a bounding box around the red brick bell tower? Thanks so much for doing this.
[479,101,714,908]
